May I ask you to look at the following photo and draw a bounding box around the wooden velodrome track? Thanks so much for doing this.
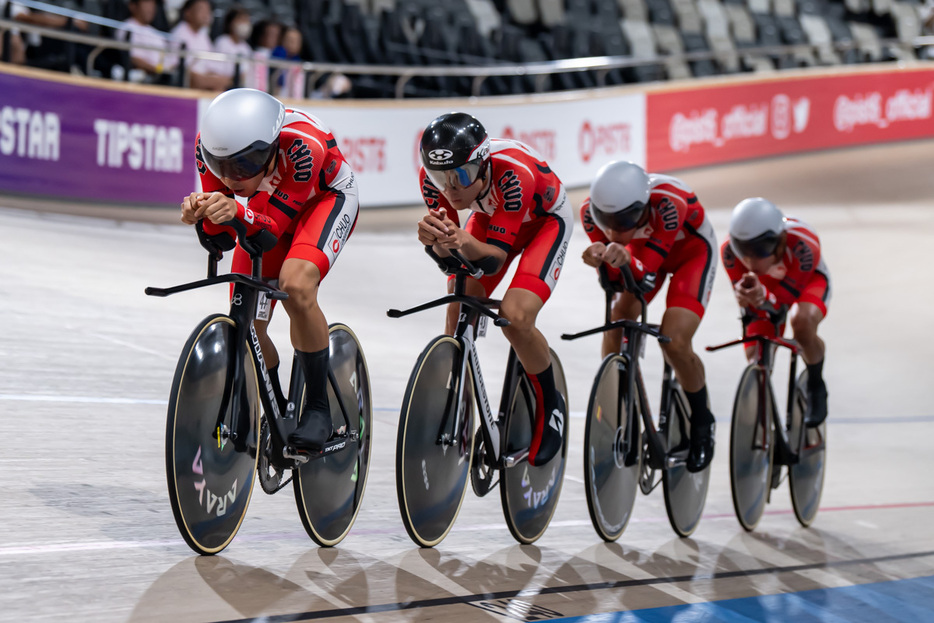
[1,140,933,622]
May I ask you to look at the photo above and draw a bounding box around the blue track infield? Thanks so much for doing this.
[556,575,934,622]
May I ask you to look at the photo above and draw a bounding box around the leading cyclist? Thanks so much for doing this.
[179,88,359,451]
[416,112,573,467]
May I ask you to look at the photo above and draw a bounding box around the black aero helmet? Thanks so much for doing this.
[420,112,491,191]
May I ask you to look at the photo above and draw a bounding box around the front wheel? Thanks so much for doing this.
[583,354,641,542]
[293,324,373,547]
[396,336,475,547]
[788,370,826,527]
[662,384,710,537]
[501,348,569,544]
[729,364,775,532]
[165,314,260,555]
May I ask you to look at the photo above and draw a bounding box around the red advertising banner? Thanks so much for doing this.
[646,68,934,171]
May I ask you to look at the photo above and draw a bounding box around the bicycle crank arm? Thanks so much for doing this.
[502,449,529,468]
[283,434,353,464]
[666,449,689,469]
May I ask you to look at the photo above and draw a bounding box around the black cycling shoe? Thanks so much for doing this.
[687,421,716,473]
[288,407,333,451]
[804,381,828,428]
[529,393,566,467]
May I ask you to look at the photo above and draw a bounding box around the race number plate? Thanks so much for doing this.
[256,292,271,321]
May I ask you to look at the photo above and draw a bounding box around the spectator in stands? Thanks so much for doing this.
[122,0,172,78]
[245,18,281,91]
[270,25,305,99]
[170,0,230,91]
[213,6,252,85]
[2,0,89,71]
[0,1,27,64]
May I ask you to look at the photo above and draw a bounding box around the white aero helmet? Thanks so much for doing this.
[200,88,285,181]
[588,160,652,232]
[729,197,785,259]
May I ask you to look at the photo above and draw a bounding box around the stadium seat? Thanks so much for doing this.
[506,0,539,25]
[538,0,567,27]
[465,0,503,37]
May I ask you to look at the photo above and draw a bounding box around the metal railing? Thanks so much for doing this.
[0,15,925,99]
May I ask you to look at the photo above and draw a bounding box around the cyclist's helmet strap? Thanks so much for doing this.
[729,197,785,259]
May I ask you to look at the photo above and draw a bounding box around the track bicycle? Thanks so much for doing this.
[707,304,826,531]
[388,248,569,547]
[146,219,372,555]
[562,266,711,540]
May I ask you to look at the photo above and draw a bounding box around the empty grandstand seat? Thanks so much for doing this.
[725,2,756,44]
[699,0,731,38]
[800,13,840,63]
[618,0,650,20]
[682,32,719,75]
[538,0,567,27]
[653,22,691,78]
[671,0,705,33]
[506,0,539,25]
[849,20,884,60]
[747,0,771,14]
[465,0,503,37]
[646,0,677,23]
[593,0,622,21]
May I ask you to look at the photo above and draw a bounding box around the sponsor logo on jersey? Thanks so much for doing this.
[498,170,523,212]
[287,139,314,182]
[792,240,814,272]
[657,197,679,231]
[421,175,441,210]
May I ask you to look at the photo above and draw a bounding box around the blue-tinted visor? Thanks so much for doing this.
[424,159,485,191]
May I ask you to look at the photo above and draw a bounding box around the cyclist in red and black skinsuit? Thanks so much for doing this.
[722,197,831,427]
[580,161,718,472]
[179,88,358,451]
[416,112,573,467]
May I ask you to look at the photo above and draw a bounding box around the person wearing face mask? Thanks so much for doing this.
[416,112,574,468]
[169,0,230,90]
[722,198,831,428]
[580,160,718,473]
[213,6,252,84]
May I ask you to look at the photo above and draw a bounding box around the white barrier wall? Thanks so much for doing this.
[4,63,934,208]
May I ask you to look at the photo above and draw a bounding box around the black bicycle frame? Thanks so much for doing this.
[388,247,531,468]
[562,265,676,471]
[146,219,358,466]
[706,308,821,467]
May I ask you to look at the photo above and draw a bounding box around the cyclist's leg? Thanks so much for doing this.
[792,272,830,426]
[282,187,360,449]
[662,232,717,471]
[500,212,572,466]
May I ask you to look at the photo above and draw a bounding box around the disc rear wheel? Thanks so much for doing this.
[501,349,569,544]
[662,386,710,537]
[788,371,826,527]
[293,324,373,547]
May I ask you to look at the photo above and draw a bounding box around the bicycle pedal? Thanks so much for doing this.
[283,446,311,464]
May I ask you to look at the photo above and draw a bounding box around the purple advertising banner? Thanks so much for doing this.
[0,69,197,204]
